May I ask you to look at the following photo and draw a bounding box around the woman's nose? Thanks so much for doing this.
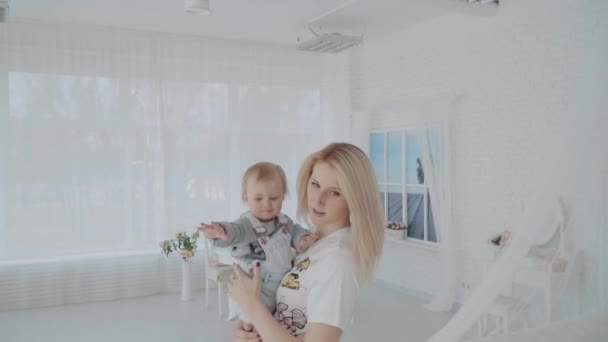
[314,191,326,207]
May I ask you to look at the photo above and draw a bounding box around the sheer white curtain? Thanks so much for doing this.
[416,122,458,312]
[410,96,459,312]
[0,22,343,310]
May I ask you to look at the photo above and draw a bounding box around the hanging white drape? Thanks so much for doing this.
[416,122,458,312]
[0,21,346,311]
[403,95,460,312]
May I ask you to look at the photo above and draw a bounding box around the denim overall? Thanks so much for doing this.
[228,212,296,322]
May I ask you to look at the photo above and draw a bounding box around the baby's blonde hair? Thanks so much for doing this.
[296,143,385,281]
[241,162,288,202]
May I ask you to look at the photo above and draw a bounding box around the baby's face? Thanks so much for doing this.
[245,178,284,222]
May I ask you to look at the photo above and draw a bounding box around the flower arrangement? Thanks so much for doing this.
[160,231,200,262]
[385,221,407,240]
[386,221,407,230]
[487,230,512,248]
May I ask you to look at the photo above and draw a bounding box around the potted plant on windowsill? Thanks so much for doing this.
[385,222,407,240]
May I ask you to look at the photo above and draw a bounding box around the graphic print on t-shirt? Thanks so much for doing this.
[295,257,310,272]
[249,241,266,257]
[281,257,310,290]
[282,273,300,289]
[275,299,307,335]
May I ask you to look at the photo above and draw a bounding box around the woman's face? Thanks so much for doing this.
[307,162,350,231]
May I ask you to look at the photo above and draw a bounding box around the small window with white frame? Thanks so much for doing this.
[370,129,438,244]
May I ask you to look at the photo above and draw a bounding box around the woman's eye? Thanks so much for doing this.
[330,191,340,197]
[271,197,278,201]
[311,181,320,188]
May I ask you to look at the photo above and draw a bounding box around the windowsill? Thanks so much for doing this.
[385,237,439,252]
[0,249,160,267]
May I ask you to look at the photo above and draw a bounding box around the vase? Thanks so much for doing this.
[386,229,406,240]
[181,260,192,301]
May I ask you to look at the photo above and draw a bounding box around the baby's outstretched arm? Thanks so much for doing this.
[197,222,228,241]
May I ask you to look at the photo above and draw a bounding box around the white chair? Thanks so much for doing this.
[512,198,583,323]
[480,295,530,335]
[204,238,233,317]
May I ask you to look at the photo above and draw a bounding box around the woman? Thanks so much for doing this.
[228,142,385,342]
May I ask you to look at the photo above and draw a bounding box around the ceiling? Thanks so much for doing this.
[8,1,492,47]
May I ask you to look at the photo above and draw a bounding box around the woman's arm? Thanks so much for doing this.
[229,264,300,342]
[246,299,301,342]
[244,303,342,342]
[233,320,262,342]
[301,323,342,342]
[228,265,345,342]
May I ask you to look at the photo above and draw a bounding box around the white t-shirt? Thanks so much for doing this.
[274,228,359,336]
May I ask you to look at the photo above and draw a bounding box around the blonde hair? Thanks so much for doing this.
[296,143,385,281]
[241,162,289,202]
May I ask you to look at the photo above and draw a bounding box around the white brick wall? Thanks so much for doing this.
[354,0,608,307]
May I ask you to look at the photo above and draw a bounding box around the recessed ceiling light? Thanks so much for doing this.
[185,0,212,15]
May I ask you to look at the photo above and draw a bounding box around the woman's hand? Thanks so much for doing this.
[233,320,261,342]
[227,262,262,317]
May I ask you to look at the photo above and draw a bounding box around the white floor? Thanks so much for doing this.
[0,283,452,342]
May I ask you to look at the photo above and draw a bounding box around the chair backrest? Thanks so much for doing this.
[204,237,217,271]
[531,197,570,260]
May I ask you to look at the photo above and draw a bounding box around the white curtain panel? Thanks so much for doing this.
[0,22,346,310]
[405,95,459,313]
[415,123,458,312]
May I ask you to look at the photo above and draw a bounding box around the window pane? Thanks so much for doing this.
[387,185,403,223]
[387,132,402,184]
[162,81,231,230]
[370,133,385,182]
[4,73,162,259]
[406,131,424,185]
[406,186,425,240]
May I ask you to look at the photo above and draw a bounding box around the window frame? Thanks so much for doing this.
[371,127,439,248]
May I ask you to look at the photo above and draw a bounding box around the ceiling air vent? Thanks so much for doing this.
[297,33,362,54]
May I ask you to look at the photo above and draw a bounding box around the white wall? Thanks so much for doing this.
[355,0,608,308]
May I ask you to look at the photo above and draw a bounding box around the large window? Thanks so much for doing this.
[370,130,437,243]
[0,72,322,261]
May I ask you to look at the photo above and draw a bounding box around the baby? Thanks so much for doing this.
[198,161,317,324]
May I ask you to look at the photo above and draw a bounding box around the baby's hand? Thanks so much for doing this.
[296,233,319,254]
[197,222,227,241]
